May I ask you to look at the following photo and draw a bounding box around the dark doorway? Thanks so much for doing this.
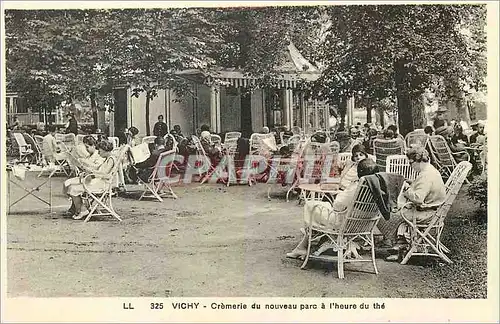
[240,91,252,138]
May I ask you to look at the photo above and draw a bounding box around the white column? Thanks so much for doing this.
[210,85,221,133]
[300,92,306,131]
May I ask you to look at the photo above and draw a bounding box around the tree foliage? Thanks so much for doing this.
[6,7,322,131]
[310,4,486,134]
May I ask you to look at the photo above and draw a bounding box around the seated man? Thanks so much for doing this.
[42,125,66,164]
[129,136,168,183]
[286,158,379,259]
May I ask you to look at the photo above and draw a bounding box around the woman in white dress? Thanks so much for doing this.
[337,144,369,190]
[65,141,117,220]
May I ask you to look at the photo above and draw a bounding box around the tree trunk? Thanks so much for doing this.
[145,91,151,136]
[366,99,372,123]
[395,59,417,136]
[338,97,347,131]
[90,92,98,131]
[455,92,470,125]
[240,91,252,138]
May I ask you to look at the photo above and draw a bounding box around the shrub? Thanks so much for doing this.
[468,174,488,209]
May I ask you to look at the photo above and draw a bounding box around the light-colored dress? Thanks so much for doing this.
[338,160,358,190]
[66,155,117,197]
[42,134,66,162]
[303,181,358,230]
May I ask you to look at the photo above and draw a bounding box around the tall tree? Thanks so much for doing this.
[310,4,486,135]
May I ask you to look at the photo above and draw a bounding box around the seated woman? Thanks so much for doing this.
[63,140,117,220]
[77,136,104,168]
[337,144,369,190]
[126,126,141,147]
[286,158,379,259]
[380,146,447,260]
[41,125,67,163]
[200,131,222,165]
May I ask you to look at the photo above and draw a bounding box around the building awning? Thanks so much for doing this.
[176,42,321,89]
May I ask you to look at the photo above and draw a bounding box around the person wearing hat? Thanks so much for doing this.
[432,107,449,130]
[470,121,485,145]
[65,113,78,135]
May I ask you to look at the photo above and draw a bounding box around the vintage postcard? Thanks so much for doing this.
[1,1,498,322]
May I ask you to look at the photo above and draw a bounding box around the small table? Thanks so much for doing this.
[298,183,340,205]
[7,165,53,214]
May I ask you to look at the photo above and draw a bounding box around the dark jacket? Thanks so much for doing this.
[153,121,168,137]
[134,146,168,183]
[135,146,168,170]
[364,172,406,220]
[66,118,78,135]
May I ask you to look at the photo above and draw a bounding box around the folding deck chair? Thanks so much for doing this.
[398,161,472,265]
[142,136,156,145]
[210,134,222,147]
[12,133,35,163]
[288,141,326,204]
[81,146,130,222]
[138,149,178,202]
[192,135,218,184]
[224,131,241,143]
[35,135,71,177]
[299,177,382,279]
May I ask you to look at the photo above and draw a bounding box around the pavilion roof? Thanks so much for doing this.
[176,42,320,89]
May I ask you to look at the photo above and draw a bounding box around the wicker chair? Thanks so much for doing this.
[405,130,429,149]
[372,138,405,172]
[385,154,419,181]
[399,161,472,264]
[428,135,469,180]
[300,177,382,279]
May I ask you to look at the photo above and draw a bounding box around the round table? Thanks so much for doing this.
[297,183,339,205]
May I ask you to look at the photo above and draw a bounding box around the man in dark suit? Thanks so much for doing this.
[129,136,168,183]
[153,115,168,137]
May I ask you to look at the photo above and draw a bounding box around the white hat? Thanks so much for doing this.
[200,131,211,139]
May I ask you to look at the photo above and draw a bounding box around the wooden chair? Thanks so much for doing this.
[139,150,178,202]
[192,135,218,184]
[428,135,469,180]
[36,135,71,177]
[163,133,179,153]
[22,133,43,165]
[56,133,76,152]
[224,131,241,143]
[210,134,222,147]
[81,146,129,222]
[267,138,307,200]
[108,136,120,149]
[399,161,472,265]
[372,138,405,172]
[76,134,86,144]
[405,130,429,149]
[385,155,419,181]
[12,133,34,163]
[300,177,381,279]
[142,136,156,145]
